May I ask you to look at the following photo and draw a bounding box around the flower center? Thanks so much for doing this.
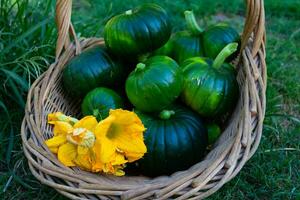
[67,128,95,148]
[106,123,123,139]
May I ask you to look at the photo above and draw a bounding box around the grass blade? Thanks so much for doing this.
[5,127,14,165]
[0,100,9,117]
[7,79,26,108]
[12,173,36,190]
[0,68,29,91]
[2,175,13,193]
[2,17,51,55]
[266,114,300,125]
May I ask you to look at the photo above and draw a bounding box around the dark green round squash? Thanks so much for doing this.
[81,87,124,121]
[206,123,222,145]
[125,56,184,112]
[203,23,240,60]
[170,31,204,64]
[63,46,124,97]
[136,104,208,176]
[153,38,173,57]
[155,11,240,62]
[154,11,204,64]
[181,43,239,117]
[104,3,171,57]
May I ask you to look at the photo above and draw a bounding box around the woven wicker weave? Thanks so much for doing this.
[21,0,266,199]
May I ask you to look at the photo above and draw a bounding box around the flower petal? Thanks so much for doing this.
[48,112,78,125]
[103,163,125,176]
[94,116,115,137]
[92,160,103,173]
[109,109,141,125]
[113,166,126,176]
[114,169,125,176]
[107,109,147,156]
[53,121,73,136]
[93,137,116,163]
[48,112,64,124]
[103,163,114,174]
[111,153,127,166]
[45,135,67,148]
[49,147,58,154]
[74,154,92,171]
[125,152,146,162]
[57,143,77,167]
[113,132,147,158]
[74,116,98,132]
[125,124,146,140]
[92,116,118,163]
[77,146,89,155]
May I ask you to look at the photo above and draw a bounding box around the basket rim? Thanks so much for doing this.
[21,34,266,200]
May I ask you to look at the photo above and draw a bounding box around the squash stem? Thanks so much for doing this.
[184,11,204,35]
[159,110,175,120]
[135,63,146,72]
[93,109,103,121]
[212,43,238,69]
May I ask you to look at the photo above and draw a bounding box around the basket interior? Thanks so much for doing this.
[40,39,247,186]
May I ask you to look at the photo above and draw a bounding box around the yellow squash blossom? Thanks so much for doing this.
[45,116,98,168]
[93,109,147,165]
[45,109,147,176]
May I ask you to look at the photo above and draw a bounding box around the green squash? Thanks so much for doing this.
[81,87,124,120]
[104,3,171,57]
[63,46,124,97]
[181,43,239,117]
[203,23,240,60]
[206,123,222,145]
[154,11,204,64]
[170,31,204,65]
[156,11,240,62]
[126,56,184,112]
[153,38,173,57]
[136,104,208,176]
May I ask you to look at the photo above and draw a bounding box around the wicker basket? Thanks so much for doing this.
[21,0,266,199]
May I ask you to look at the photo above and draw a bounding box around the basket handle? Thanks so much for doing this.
[55,0,81,60]
[240,0,266,57]
[55,0,265,58]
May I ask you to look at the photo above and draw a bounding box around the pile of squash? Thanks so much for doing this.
[63,4,240,176]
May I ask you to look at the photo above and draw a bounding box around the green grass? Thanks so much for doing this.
[0,0,299,199]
